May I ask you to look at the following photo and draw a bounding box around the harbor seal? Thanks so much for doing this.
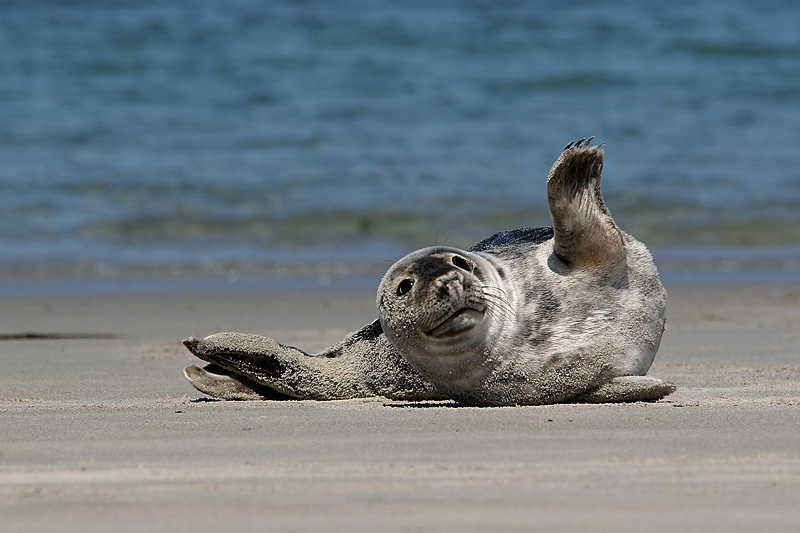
[183,138,674,405]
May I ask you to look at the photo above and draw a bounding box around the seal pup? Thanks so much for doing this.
[377,139,670,405]
[183,139,674,405]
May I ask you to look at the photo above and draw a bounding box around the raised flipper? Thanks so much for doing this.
[183,320,444,401]
[571,376,676,403]
[547,138,627,281]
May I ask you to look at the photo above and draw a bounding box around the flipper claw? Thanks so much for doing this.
[547,137,626,280]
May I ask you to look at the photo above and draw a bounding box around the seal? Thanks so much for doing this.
[376,138,671,405]
[183,139,674,405]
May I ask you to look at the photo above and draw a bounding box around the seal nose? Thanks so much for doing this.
[436,271,464,299]
[439,272,459,285]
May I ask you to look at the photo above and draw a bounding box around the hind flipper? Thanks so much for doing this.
[547,138,626,281]
[572,376,676,403]
[183,333,367,400]
[183,320,443,401]
[184,364,290,400]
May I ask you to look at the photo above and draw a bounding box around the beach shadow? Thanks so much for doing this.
[0,332,120,340]
[383,400,466,408]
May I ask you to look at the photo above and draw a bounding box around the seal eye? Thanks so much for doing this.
[451,255,473,272]
[397,278,414,296]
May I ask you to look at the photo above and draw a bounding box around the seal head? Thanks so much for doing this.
[378,247,515,390]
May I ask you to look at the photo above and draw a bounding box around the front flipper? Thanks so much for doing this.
[571,376,676,403]
[183,320,444,401]
[547,138,626,281]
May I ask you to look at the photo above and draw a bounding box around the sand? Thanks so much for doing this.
[1,278,800,532]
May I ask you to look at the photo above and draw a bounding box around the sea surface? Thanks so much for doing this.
[2,0,800,291]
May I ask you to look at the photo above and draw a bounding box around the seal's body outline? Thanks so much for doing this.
[377,234,667,406]
[183,139,675,405]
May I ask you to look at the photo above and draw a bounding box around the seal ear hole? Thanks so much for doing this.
[397,278,414,296]
[451,255,473,272]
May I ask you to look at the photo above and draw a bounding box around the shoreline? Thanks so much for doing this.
[1,240,799,294]
[1,278,799,531]
[3,247,800,298]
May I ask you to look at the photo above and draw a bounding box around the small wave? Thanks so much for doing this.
[485,73,633,96]
[667,39,800,59]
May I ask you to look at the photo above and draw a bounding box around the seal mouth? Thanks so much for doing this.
[424,307,485,339]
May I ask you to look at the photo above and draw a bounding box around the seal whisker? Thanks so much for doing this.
[483,299,515,325]
[479,287,517,321]
[480,288,513,312]
[480,283,512,302]
[480,283,513,303]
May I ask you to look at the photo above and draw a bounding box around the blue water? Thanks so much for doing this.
[2,0,800,287]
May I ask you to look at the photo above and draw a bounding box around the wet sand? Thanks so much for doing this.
[2,279,800,532]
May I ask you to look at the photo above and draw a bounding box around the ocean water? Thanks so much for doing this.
[2,0,800,288]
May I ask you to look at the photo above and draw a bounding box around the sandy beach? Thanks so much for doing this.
[5,2,800,531]
[2,277,799,532]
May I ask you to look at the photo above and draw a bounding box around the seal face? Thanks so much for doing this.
[377,139,670,406]
[378,247,514,389]
[379,248,493,345]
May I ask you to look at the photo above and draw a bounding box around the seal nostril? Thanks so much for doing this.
[452,255,473,272]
